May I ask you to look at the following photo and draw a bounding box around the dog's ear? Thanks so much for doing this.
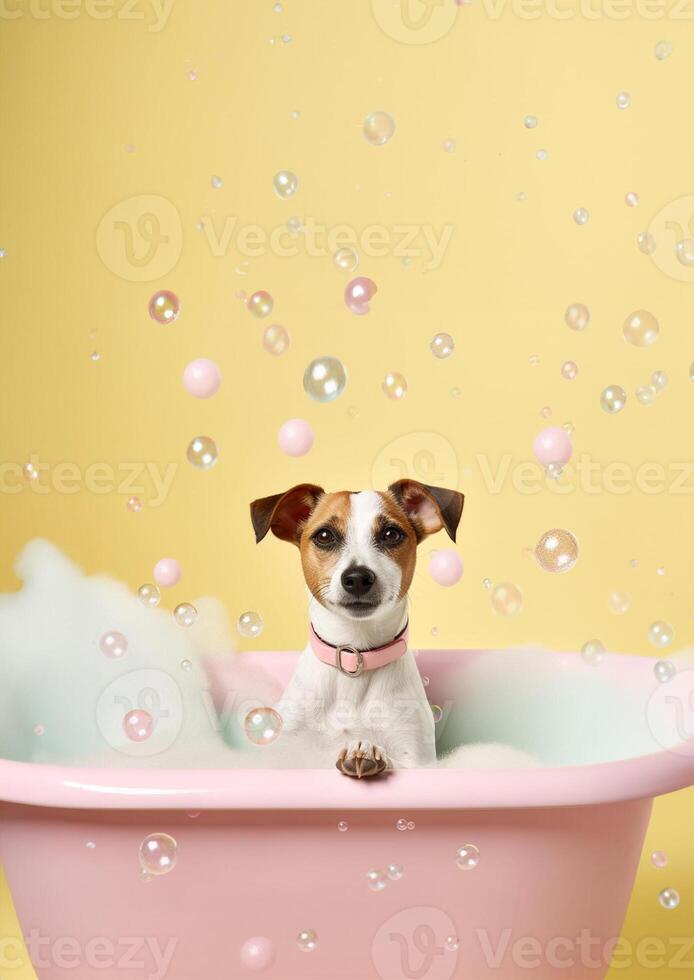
[250,484,325,545]
[388,479,464,542]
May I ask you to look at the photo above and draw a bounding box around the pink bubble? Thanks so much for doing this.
[183,358,221,399]
[532,426,573,466]
[123,709,153,742]
[240,937,275,971]
[148,290,179,325]
[278,418,314,457]
[153,557,181,587]
[429,550,463,587]
[345,277,377,315]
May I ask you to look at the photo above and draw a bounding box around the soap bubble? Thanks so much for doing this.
[272,170,299,199]
[573,208,590,225]
[535,529,578,573]
[240,937,275,972]
[561,361,578,380]
[173,602,197,627]
[651,370,668,392]
[363,111,395,146]
[581,639,606,666]
[148,290,179,325]
[429,549,463,587]
[187,435,218,470]
[623,310,659,347]
[387,864,403,880]
[345,276,377,315]
[608,591,631,614]
[546,462,563,480]
[445,936,460,952]
[296,930,318,952]
[99,631,127,659]
[210,175,223,188]
[127,496,142,513]
[183,359,221,399]
[675,239,694,266]
[407,821,415,830]
[382,371,408,400]
[523,114,538,129]
[238,610,264,638]
[333,247,359,272]
[23,462,39,481]
[396,819,408,831]
[636,386,657,406]
[648,621,674,648]
[137,583,160,608]
[181,660,192,672]
[153,558,181,588]
[303,356,347,403]
[654,660,676,684]
[625,191,640,208]
[456,843,480,870]
[123,709,154,742]
[337,821,349,832]
[243,707,282,745]
[442,138,456,153]
[246,290,273,318]
[278,418,314,457]
[490,583,523,616]
[690,362,694,383]
[262,324,290,356]
[655,40,672,60]
[139,833,178,876]
[637,231,656,255]
[651,850,668,868]
[659,888,680,910]
[367,869,388,892]
[616,91,631,109]
[430,332,455,359]
[565,303,590,331]
[601,385,627,414]
[536,149,548,161]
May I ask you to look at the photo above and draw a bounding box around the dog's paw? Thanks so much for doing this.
[336,740,387,779]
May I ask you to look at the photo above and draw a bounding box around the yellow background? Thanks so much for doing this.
[1,0,692,975]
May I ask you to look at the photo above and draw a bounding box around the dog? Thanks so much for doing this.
[250,479,464,778]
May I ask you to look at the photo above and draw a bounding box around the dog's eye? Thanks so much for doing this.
[380,524,404,546]
[312,527,337,548]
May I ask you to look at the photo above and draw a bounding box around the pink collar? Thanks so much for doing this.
[309,623,409,676]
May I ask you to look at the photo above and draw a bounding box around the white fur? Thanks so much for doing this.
[276,491,436,770]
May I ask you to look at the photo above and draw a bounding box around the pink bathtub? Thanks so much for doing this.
[1,648,693,980]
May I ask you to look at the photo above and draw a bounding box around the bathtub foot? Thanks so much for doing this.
[336,742,388,779]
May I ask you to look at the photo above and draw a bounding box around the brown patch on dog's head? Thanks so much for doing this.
[299,491,352,601]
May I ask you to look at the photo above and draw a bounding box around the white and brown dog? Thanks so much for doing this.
[250,479,464,778]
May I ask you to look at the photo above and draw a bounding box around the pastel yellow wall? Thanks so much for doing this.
[1,1,692,975]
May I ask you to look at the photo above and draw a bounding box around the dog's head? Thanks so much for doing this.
[250,481,464,620]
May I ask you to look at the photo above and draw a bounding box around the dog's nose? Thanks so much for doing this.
[341,565,376,597]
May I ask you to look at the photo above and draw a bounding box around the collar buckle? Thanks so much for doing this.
[336,645,364,677]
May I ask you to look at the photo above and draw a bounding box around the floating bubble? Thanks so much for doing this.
[396,819,408,832]
[659,888,680,910]
[654,40,673,60]
[90,351,101,362]
[445,936,460,952]
[442,138,456,153]
[296,930,318,952]
[651,370,668,392]
[210,175,223,188]
[181,659,192,672]
[623,310,659,347]
[456,844,480,870]
[183,359,221,399]
[153,557,181,588]
[243,707,282,745]
[430,332,455,359]
[561,360,578,380]
[23,462,39,481]
[654,660,676,684]
[625,191,640,208]
[127,496,142,513]
[541,406,552,418]
[482,578,492,589]
[565,303,590,331]
[148,291,180,325]
[139,833,178,876]
[99,631,127,660]
[636,385,657,406]
[246,290,273,318]
[337,821,349,833]
[573,208,590,225]
[601,385,627,414]
[429,549,463,587]
[690,362,694,383]
[240,937,275,972]
[123,709,154,742]
[272,170,299,199]
[523,114,538,129]
[581,639,606,666]
[387,864,403,880]
[546,462,563,480]
[407,821,415,830]
[675,239,694,267]
[138,583,160,608]
[382,371,408,400]
[637,231,656,255]
[33,724,45,736]
[187,435,218,470]
[651,850,669,868]
[333,247,359,272]
[173,602,197,627]
[345,276,377,315]
[536,149,548,161]
[278,418,314,457]
[363,111,395,146]
[262,324,290,356]
[535,529,578,573]
[648,620,674,648]
[616,91,631,109]
[490,582,523,617]
[238,610,264,638]
[367,869,388,892]
[608,591,631,615]
[287,215,302,235]
[303,356,347,403]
